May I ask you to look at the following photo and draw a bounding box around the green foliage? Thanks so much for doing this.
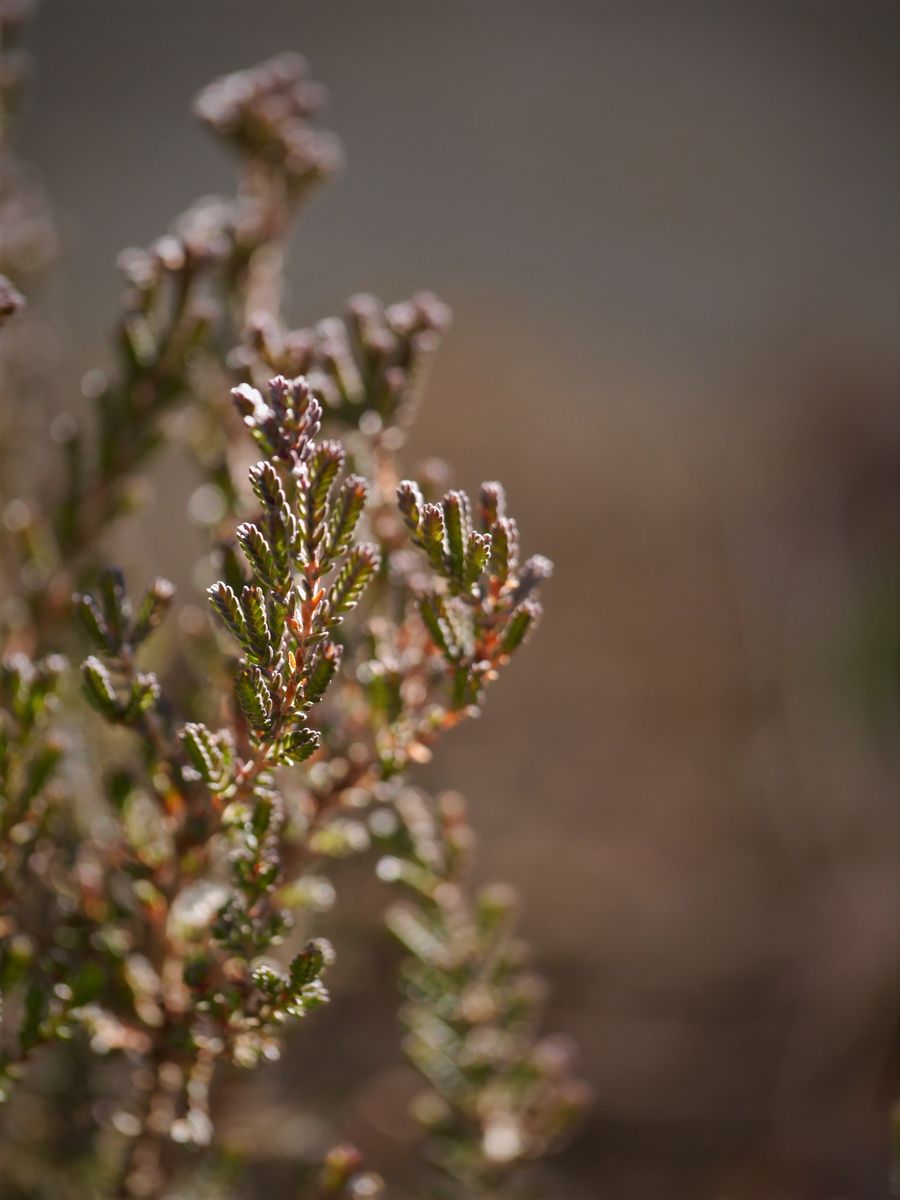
[378,792,590,1193]
[251,937,334,1024]
[0,651,66,883]
[181,721,234,792]
[0,41,583,1200]
[396,475,551,714]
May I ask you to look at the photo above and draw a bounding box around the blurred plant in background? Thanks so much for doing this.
[0,28,586,1200]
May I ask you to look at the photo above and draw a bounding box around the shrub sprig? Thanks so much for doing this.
[0,42,585,1200]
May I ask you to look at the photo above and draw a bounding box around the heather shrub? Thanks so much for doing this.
[0,30,586,1200]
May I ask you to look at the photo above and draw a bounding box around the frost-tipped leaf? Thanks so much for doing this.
[305,440,344,557]
[236,523,282,590]
[180,723,233,792]
[397,480,424,538]
[324,474,367,566]
[500,600,542,656]
[277,726,320,765]
[479,481,506,531]
[328,544,379,618]
[266,500,296,578]
[235,663,273,735]
[81,657,121,721]
[442,491,468,588]
[463,531,491,591]
[268,595,287,656]
[181,722,223,784]
[123,673,160,721]
[75,593,115,653]
[489,516,519,584]
[240,585,272,663]
[512,554,554,605]
[208,581,248,649]
[249,459,286,512]
[252,964,284,1005]
[420,504,446,574]
[91,568,132,651]
[305,641,342,705]
[289,938,334,989]
[418,593,458,661]
[131,578,175,645]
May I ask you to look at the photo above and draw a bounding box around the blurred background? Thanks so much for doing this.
[14,1,900,1196]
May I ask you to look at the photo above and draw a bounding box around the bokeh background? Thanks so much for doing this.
[16,2,900,1196]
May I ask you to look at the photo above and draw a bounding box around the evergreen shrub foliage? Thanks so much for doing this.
[0,34,587,1200]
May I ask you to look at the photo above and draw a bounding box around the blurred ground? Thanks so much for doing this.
[18,2,900,1196]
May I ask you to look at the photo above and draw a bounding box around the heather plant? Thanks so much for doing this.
[0,38,587,1200]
